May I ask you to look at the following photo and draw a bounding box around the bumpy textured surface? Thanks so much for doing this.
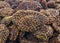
[13,13,41,32]
[0,16,13,25]
[47,1,56,8]
[33,25,53,41]
[12,10,49,32]
[40,9,59,24]
[52,16,60,33]
[0,24,9,43]
[0,0,60,43]
[5,0,23,9]
[16,1,42,11]
[0,7,14,17]
[0,1,10,8]
[19,31,25,38]
[8,24,18,41]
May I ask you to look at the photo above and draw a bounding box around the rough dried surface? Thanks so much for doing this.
[0,24,9,43]
[16,1,42,11]
[0,7,14,17]
[0,1,10,8]
[8,25,18,41]
[52,16,60,33]
[0,0,60,43]
[0,16,13,25]
[19,31,25,38]
[47,1,56,8]
[19,33,41,43]
[5,0,23,9]
[13,15,41,32]
[33,25,53,41]
[40,9,59,24]
[12,10,49,32]
[11,10,53,43]
[19,36,48,43]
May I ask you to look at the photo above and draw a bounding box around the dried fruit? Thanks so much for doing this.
[0,1,10,8]
[52,16,60,33]
[0,0,60,43]
[5,0,21,9]
[47,1,56,8]
[40,9,59,24]
[0,24,9,43]
[0,7,14,17]
[0,16,13,25]
[33,25,53,41]
[8,25,18,41]
[16,1,42,11]
[12,10,48,32]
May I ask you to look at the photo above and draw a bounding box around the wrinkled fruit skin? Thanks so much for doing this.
[0,0,60,43]
[0,24,9,43]
[52,16,60,33]
[5,0,21,9]
[33,25,53,41]
[16,1,42,11]
[8,25,18,41]
[0,1,10,8]
[0,7,14,17]
[12,10,49,32]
